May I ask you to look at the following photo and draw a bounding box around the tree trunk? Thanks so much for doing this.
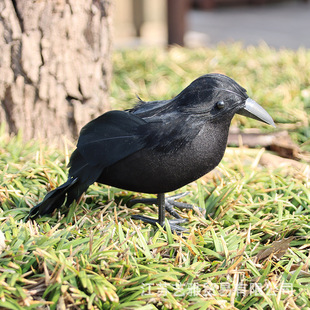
[0,0,112,143]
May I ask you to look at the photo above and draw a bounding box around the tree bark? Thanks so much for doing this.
[0,0,112,143]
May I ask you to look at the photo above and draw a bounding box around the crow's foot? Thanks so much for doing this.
[128,192,203,232]
[127,192,199,219]
[131,214,187,232]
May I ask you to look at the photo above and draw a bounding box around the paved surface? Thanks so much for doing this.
[186,1,310,49]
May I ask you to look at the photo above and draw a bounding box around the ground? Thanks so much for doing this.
[0,45,309,309]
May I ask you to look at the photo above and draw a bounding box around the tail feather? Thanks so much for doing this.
[27,149,101,221]
[25,177,80,221]
[66,182,89,207]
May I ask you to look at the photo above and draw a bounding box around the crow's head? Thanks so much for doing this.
[175,73,275,127]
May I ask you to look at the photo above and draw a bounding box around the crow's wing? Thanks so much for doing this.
[76,110,147,168]
[129,99,172,118]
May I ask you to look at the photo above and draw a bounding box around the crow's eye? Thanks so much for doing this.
[216,101,225,109]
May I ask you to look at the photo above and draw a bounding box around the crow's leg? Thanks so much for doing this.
[130,193,187,232]
[128,192,199,218]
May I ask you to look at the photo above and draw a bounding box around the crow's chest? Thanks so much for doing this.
[99,122,230,194]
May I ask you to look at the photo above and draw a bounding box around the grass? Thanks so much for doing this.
[0,44,310,309]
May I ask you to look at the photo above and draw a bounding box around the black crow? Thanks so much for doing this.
[26,74,275,230]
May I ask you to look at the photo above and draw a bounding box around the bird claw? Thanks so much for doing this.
[128,192,204,232]
[165,192,201,215]
[128,191,201,220]
[131,214,187,232]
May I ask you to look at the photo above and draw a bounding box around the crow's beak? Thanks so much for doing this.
[237,98,276,127]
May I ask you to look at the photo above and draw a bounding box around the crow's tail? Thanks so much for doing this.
[25,177,87,221]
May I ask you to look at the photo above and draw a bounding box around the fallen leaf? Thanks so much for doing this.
[255,236,294,262]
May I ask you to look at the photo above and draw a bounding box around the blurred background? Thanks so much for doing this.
[114,0,310,49]
[1,0,309,148]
